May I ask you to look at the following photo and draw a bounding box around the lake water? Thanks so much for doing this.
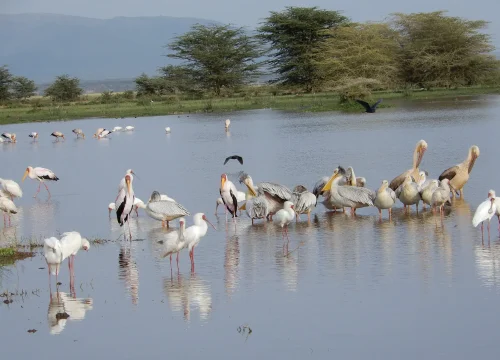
[1,96,500,359]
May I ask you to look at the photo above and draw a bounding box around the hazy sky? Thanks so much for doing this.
[2,0,499,45]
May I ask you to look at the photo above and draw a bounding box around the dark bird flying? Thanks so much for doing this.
[224,155,243,165]
[355,99,383,113]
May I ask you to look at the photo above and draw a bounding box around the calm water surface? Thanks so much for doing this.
[1,96,500,359]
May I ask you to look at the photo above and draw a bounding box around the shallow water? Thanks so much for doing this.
[1,96,500,359]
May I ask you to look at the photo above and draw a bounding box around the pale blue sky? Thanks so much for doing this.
[2,0,498,45]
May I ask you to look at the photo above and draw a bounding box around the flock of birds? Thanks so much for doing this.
[0,117,497,289]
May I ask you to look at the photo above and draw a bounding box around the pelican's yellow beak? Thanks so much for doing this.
[244,181,257,197]
[239,203,246,210]
[22,170,28,182]
[321,171,340,192]
[126,177,131,195]
[221,177,226,190]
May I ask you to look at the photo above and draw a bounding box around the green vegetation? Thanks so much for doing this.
[0,247,35,267]
[0,8,499,124]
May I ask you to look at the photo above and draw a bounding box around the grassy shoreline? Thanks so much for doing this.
[1,86,500,125]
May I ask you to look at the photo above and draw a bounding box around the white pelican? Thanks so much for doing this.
[0,178,22,200]
[97,129,113,139]
[312,176,341,212]
[473,196,497,237]
[0,196,17,226]
[161,217,186,267]
[488,190,500,233]
[108,197,144,218]
[395,175,421,213]
[93,128,104,138]
[420,180,440,209]
[144,191,190,228]
[216,191,245,215]
[345,167,366,187]
[274,201,295,251]
[239,172,292,220]
[290,185,316,222]
[321,167,375,215]
[1,133,16,143]
[72,129,85,138]
[115,173,135,240]
[439,145,480,199]
[51,131,65,141]
[29,132,39,141]
[159,193,176,202]
[125,126,134,131]
[225,119,230,131]
[112,126,123,132]
[431,178,452,215]
[22,166,59,198]
[183,213,216,271]
[165,127,171,133]
[389,140,428,191]
[220,173,239,220]
[374,180,396,219]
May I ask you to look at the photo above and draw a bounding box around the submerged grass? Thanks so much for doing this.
[1,86,499,125]
[0,247,35,267]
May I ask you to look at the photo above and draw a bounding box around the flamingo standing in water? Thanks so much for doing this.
[183,213,216,272]
[22,166,59,198]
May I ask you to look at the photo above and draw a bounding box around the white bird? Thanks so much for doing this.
[290,185,317,222]
[395,175,421,213]
[431,178,452,215]
[0,178,22,200]
[125,126,135,131]
[216,191,245,215]
[93,128,104,138]
[183,213,216,271]
[29,132,39,141]
[160,217,186,267]
[144,191,190,228]
[97,129,113,139]
[115,173,135,240]
[420,179,440,210]
[72,129,85,138]
[374,180,396,219]
[51,131,65,141]
[118,169,137,190]
[1,133,16,143]
[22,166,59,198]
[0,196,17,226]
[60,231,90,277]
[165,127,171,133]
[43,237,64,284]
[488,190,500,233]
[273,201,295,252]
[225,119,230,131]
[219,173,240,220]
[108,197,144,218]
[473,196,497,237]
[112,126,123,132]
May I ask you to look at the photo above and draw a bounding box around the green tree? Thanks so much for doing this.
[44,75,83,101]
[0,65,13,101]
[390,11,498,88]
[314,23,400,90]
[135,73,169,96]
[167,24,264,95]
[11,76,37,99]
[258,7,349,92]
[158,65,199,94]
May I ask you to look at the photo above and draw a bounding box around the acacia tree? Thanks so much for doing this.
[258,7,349,92]
[0,65,12,101]
[11,76,37,99]
[44,75,83,101]
[167,24,264,95]
[390,11,499,88]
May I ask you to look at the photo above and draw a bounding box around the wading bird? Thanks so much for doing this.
[29,132,38,141]
[290,185,316,222]
[395,175,421,214]
[161,217,186,268]
[355,99,382,113]
[143,191,190,228]
[112,126,123,132]
[0,178,22,200]
[274,201,295,253]
[224,155,243,165]
[183,213,216,271]
[216,191,245,215]
[125,126,134,131]
[51,131,65,141]
[115,173,135,240]
[165,127,171,134]
[431,179,452,215]
[97,129,113,139]
[389,140,428,192]
[439,145,480,199]
[473,196,497,238]
[93,128,104,138]
[108,197,144,218]
[220,173,239,220]
[225,119,231,131]
[374,180,396,219]
[22,166,59,198]
[72,129,85,139]
[488,190,500,232]
[0,196,17,226]
[1,133,16,142]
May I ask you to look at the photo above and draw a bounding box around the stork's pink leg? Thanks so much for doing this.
[43,182,51,197]
[497,215,500,233]
[34,182,41,198]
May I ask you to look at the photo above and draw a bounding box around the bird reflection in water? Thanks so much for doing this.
[118,244,139,305]
[26,199,58,237]
[0,210,22,247]
[47,291,93,335]
[475,240,500,288]
[162,272,212,322]
[224,233,240,298]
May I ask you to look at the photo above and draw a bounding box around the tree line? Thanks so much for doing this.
[1,7,498,103]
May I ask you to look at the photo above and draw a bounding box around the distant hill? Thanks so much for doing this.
[0,13,217,83]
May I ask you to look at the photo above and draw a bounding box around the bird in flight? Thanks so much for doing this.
[355,99,383,113]
[224,155,243,165]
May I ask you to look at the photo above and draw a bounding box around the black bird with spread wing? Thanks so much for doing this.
[224,155,243,165]
[355,99,382,113]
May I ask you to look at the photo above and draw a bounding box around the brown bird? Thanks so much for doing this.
[438,145,480,199]
[389,140,428,191]
[50,132,65,141]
